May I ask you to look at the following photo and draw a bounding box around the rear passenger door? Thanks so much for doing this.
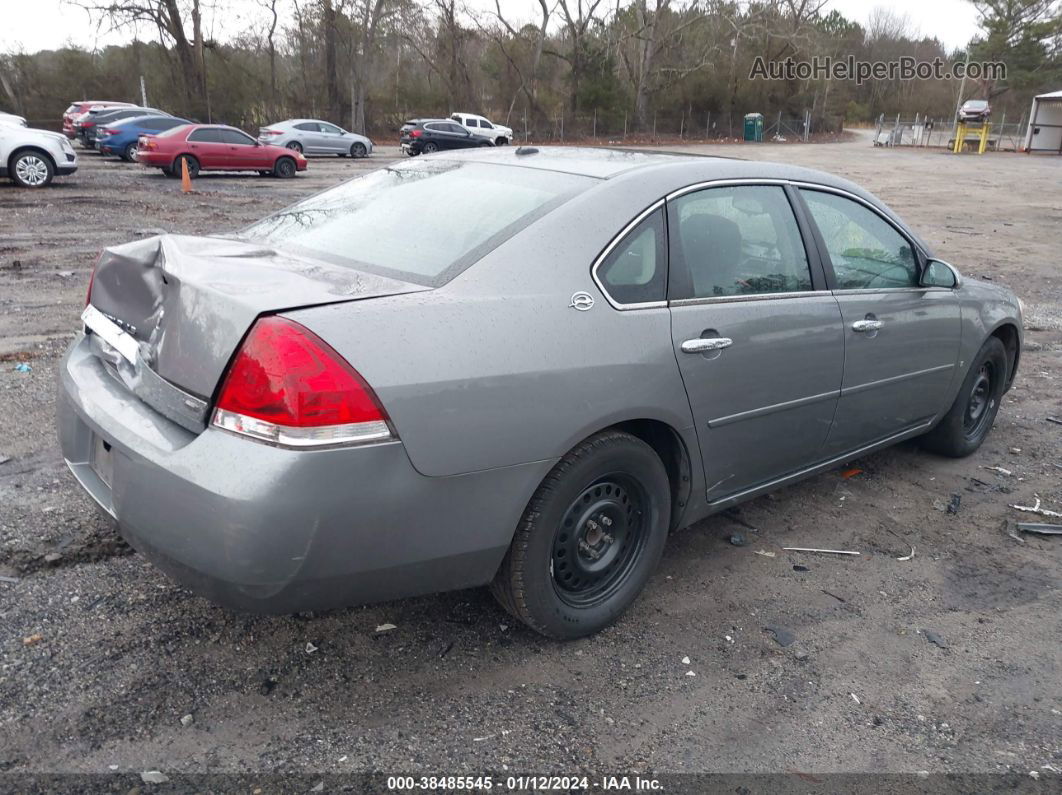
[293,122,322,152]
[797,188,962,453]
[316,122,345,152]
[186,128,227,168]
[666,183,845,502]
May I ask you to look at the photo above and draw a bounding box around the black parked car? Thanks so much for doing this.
[399,118,493,156]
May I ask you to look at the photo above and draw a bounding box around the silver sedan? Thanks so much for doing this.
[258,118,373,157]
[58,148,1022,638]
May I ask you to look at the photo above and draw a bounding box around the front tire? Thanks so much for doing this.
[10,150,54,188]
[495,136,509,146]
[350,142,367,158]
[921,336,1008,457]
[491,431,670,639]
[422,141,439,154]
[273,156,297,178]
[123,142,139,162]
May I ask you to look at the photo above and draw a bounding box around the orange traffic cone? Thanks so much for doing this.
[181,158,192,193]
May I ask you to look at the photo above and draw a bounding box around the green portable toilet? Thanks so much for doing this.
[743,113,764,142]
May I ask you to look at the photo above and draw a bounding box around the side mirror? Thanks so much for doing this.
[921,258,959,288]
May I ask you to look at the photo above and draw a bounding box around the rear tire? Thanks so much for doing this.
[286,141,303,154]
[273,156,297,178]
[174,155,199,179]
[921,336,1008,457]
[490,431,670,639]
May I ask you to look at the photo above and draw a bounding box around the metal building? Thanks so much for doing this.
[1024,90,1062,153]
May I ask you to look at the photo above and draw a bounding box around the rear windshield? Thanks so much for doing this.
[239,160,594,285]
[156,124,192,138]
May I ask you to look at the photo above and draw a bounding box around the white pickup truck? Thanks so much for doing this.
[450,112,514,146]
[0,121,78,187]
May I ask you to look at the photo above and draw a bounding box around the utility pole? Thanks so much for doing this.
[140,75,148,107]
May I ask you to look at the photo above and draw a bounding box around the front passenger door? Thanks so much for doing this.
[667,184,845,502]
[798,189,962,454]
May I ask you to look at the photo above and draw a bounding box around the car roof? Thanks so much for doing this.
[421,146,745,179]
[424,146,917,234]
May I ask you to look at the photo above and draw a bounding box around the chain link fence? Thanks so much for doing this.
[872,112,1028,152]
[382,107,840,143]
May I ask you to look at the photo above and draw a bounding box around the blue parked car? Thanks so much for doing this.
[97,115,191,162]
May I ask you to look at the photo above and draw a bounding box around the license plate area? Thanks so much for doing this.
[92,435,114,489]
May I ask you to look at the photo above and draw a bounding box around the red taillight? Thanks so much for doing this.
[410,129,422,138]
[212,316,392,447]
[261,129,281,136]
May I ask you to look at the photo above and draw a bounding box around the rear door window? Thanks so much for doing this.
[188,129,224,143]
[669,185,813,298]
[241,160,593,286]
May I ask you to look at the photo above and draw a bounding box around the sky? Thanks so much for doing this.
[0,0,983,56]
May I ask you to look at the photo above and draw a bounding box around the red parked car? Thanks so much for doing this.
[137,124,308,178]
[62,101,133,139]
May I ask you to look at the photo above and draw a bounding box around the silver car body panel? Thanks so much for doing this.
[57,146,1023,613]
[259,118,374,155]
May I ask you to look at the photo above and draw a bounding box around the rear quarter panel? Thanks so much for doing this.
[288,179,698,480]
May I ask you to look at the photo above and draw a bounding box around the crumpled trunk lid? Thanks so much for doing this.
[87,234,427,423]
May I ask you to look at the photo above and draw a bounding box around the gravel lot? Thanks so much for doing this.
[1,135,1060,786]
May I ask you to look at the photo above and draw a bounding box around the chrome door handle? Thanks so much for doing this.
[852,320,884,333]
[681,337,733,354]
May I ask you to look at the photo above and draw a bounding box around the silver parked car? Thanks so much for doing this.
[258,119,373,157]
[59,148,1022,638]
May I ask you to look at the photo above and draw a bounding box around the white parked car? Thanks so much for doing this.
[450,112,513,146]
[0,125,78,187]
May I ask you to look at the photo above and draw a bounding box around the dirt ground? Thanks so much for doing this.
[0,134,1060,787]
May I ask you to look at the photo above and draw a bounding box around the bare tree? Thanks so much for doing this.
[472,0,552,123]
[340,0,400,133]
[75,0,209,117]
[619,0,717,129]
[553,0,605,112]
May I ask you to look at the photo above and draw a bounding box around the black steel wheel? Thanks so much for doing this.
[921,335,1008,457]
[551,475,649,609]
[491,430,670,639]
